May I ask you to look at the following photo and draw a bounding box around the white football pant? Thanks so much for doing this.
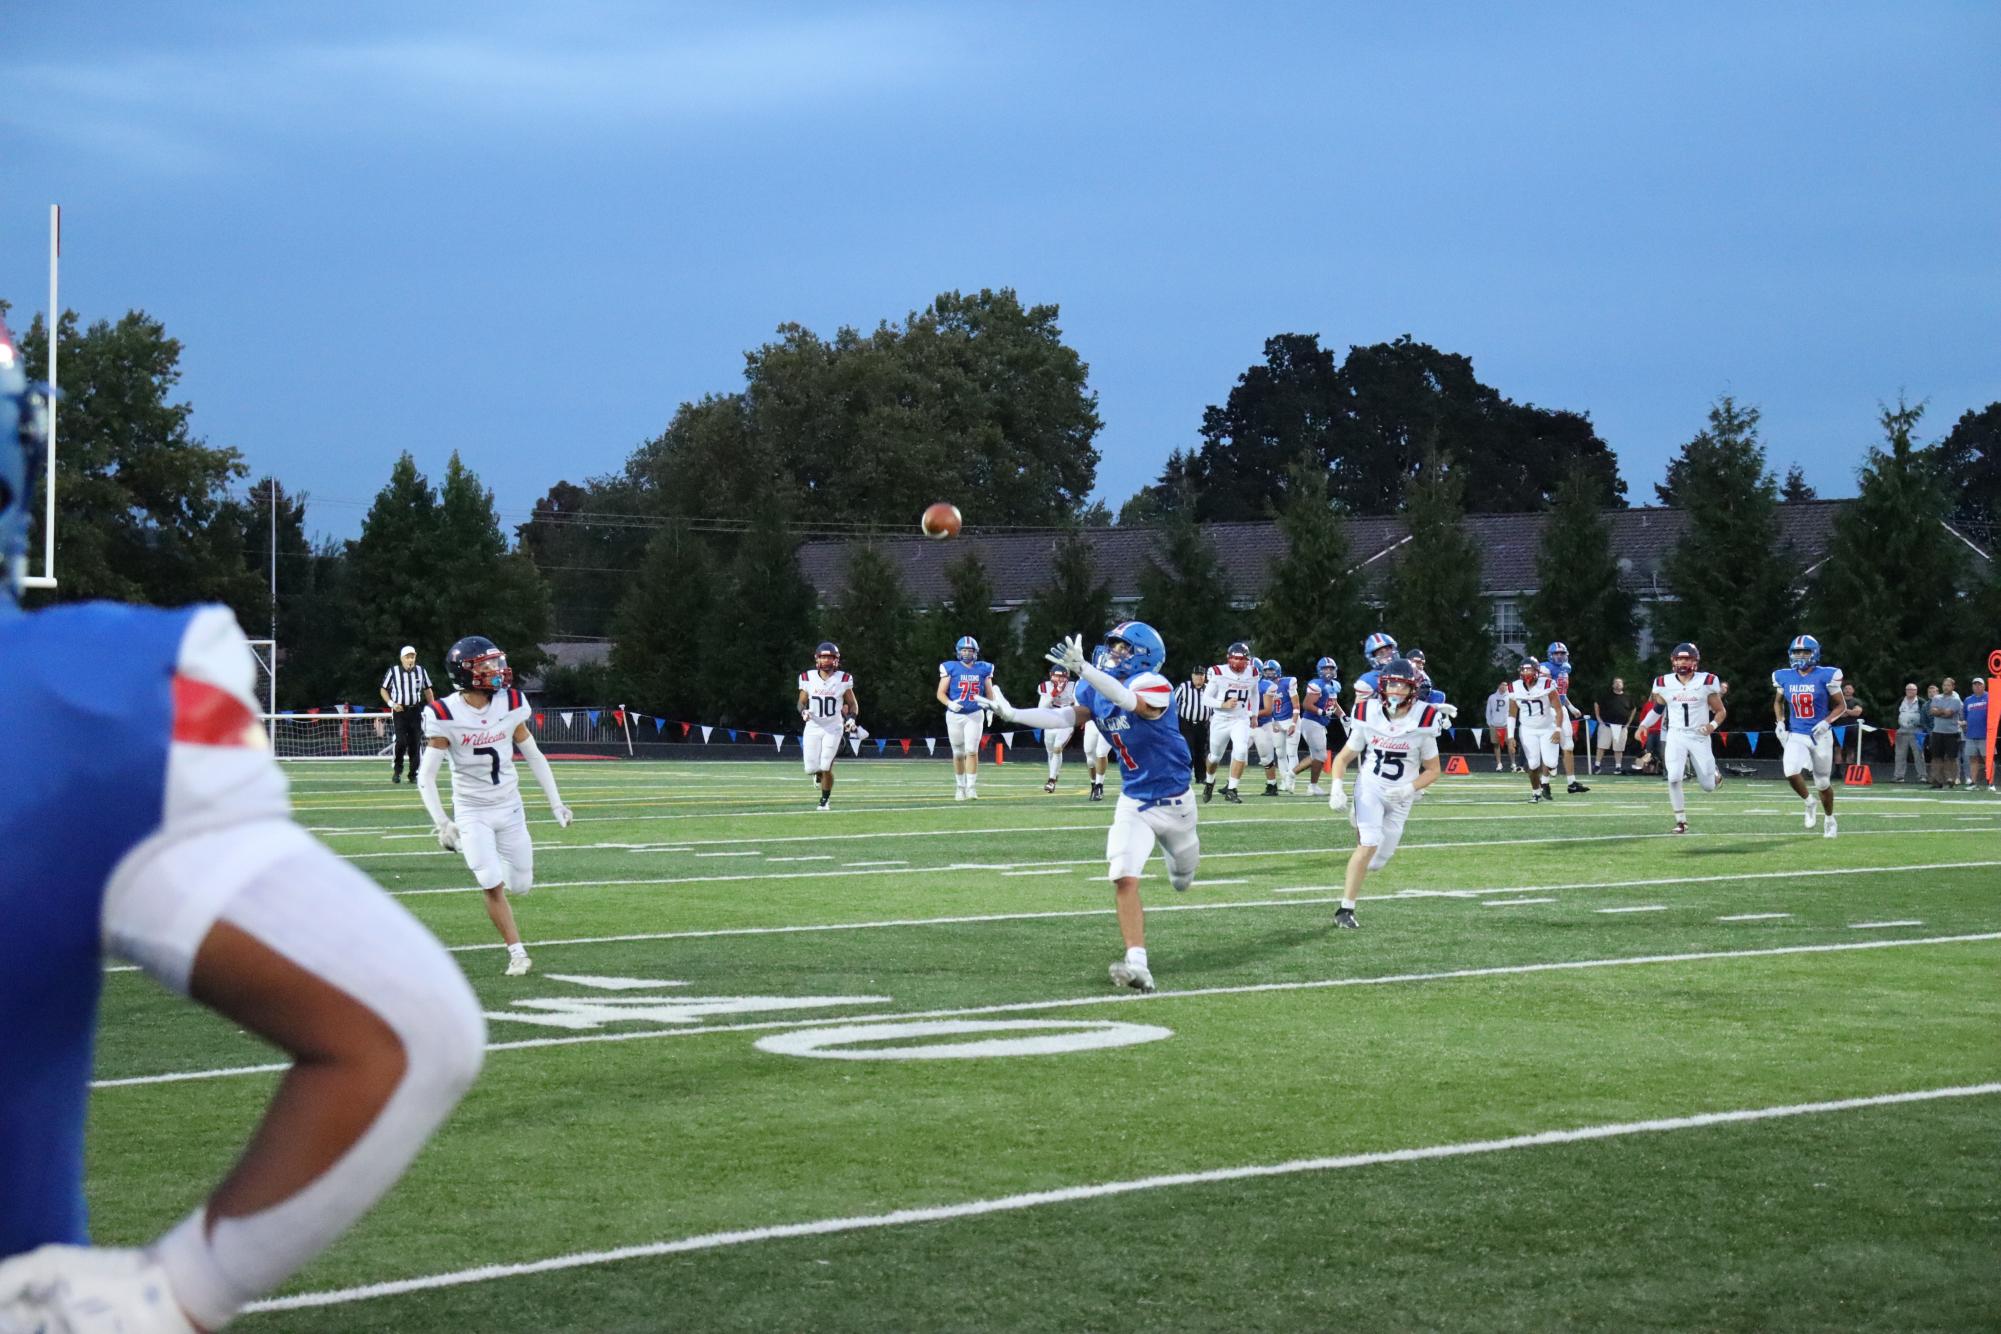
[458,802,534,895]
[1350,777,1416,870]
[945,708,985,757]
[1044,726,1075,776]
[1299,718,1329,764]
[1519,726,1562,772]
[1083,720,1112,762]
[802,726,843,774]
[1207,712,1251,765]
[1106,793,1200,890]
[1780,730,1835,788]
[1664,732,1720,791]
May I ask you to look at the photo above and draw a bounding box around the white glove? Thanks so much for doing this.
[1811,719,1832,741]
[1327,783,1348,812]
[1384,782,1417,808]
[553,805,574,829]
[1435,702,1459,721]
[0,1245,198,1334]
[435,819,460,851]
[843,716,858,735]
[1045,633,1087,675]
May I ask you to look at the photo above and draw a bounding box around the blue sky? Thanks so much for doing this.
[4,2,1996,540]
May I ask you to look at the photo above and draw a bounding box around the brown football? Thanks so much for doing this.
[920,502,962,539]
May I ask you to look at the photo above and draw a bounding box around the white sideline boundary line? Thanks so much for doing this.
[246,1082,2001,1314]
[91,932,2001,1089]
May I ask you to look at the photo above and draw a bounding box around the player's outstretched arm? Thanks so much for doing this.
[415,740,457,849]
[514,725,572,827]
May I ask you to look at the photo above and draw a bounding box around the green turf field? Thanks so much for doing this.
[86,759,2001,1331]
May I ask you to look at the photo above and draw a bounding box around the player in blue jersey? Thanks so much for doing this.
[0,317,483,1331]
[1351,631,1399,704]
[936,635,997,799]
[985,621,1195,992]
[1542,641,1590,794]
[1772,633,1853,838]
[1295,656,1345,796]
[1261,660,1302,794]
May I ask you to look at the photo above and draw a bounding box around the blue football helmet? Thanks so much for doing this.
[1546,641,1570,666]
[1103,620,1166,679]
[1363,631,1398,666]
[1788,634,1820,670]
[1262,659,1282,680]
[1316,656,1337,679]
[446,635,513,692]
[955,635,979,663]
[1,317,51,606]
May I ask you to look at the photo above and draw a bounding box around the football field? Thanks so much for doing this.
[89,759,2001,1331]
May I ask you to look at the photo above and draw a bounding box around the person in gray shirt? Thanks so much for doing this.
[1893,684,1926,782]
[1928,678,1963,789]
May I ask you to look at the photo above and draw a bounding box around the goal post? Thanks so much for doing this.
[262,710,395,760]
[245,638,278,745]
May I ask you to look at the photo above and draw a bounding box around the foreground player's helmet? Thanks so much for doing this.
[955,635,979,662]
[1,317,51,607]
[1262,659,1281,679]
[1671,642,1701,672]
[1378,657,1418,705]
[1363,631,1398,666]
[1226,641,1251,670]
[446,635,513,692]
[815,641,841,666]
[1788,634,1820,670]
[1546,641,1570,666]
[1316,656,1337,678]
[1104,620,1167,679]
[1519,656,1542,682]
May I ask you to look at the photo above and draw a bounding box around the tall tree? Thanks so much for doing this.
[1780,465,1819,504]
[1019,529,1114,674]
[1135,502,1238,675]
[517,477,653,639]
[433,453,552,678]
[1809,401,1970,694]
[934,551,1022,692]
[609,521,718,722]
[1651,396,1798,693]
[1382,453,1496,707]
[822,544,925,735]
[1521,469,1638,703]
[1178,334,1623,520]
[16,309,263,612]
[1251,457,1372,683]
[1932,401,2001,534]
[704,507,815,728]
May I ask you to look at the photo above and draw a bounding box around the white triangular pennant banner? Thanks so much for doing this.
[848,736,862,756]
[1472,728,1483,746]
[925,738,937,755]
[700,726,713,744]
[774,734,784,752]
[560,712,574,727]
[1003,731,1016,749]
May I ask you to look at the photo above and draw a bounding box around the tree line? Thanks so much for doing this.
[5,293,1995,730]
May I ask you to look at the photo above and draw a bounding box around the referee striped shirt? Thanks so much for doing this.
[381,663,432,708]
[1174,680,1212,724]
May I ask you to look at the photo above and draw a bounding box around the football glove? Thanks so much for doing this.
[435,819,460,851]
[1810,719,1832,741]
[1435,702,1459,721]
[0,1245,198,1334]
[1384,781,1418,808]
[553,805,574,829]
[843,716,858,735]
[1045,633,1087,676]
[1327,783,1348,813]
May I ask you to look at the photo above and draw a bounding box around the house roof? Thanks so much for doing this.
[795,500,1857,608]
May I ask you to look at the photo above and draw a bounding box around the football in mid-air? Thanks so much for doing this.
[920,502,962,539]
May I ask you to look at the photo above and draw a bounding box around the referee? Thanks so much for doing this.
[379,645,435,784]
[1174,667,1212,793]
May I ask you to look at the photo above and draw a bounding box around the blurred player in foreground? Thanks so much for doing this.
[1773,633,1850,838]
[0,316,484,1332]
[1324,657,1445,928]
[985,622,1196,992]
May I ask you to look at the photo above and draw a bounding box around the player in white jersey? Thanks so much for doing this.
[797,641,860,812]
[1651,642,1727,834]
[1507,657,1563,803]
[417,635,574,975]
[1202,641,1259,803]
[1325,658,1445,928]
[1037,666,1078,793]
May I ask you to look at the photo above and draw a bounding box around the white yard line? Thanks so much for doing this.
[1718,913,1792,922]
[1597,905,1669,914]
[92,932,2001,1088]
[245,1081,2001,1314]
[1485,898,1556,907]
[1000,869,1070,878]
[1848,920,1925,929]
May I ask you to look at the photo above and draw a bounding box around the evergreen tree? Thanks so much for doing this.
[935,550,1022,692]
[822,544,926,735]
[1134,502,1237,676]
[433,452,552,681]
[342,454,447,695]
[1019,529,1115,675]
[705,507,815,728]
[1382,452,1495,707]
[1522,469,1638,703]
[1809,401,1969,693]
[1781,465,1819,504]
[1933,401,2001,533]
[610,521,718,722]
[1251,457,1371,684]
[1652,397,1798,693]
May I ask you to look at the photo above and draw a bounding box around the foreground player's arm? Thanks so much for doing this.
[415,738,457,848]
[513,723,572,827]
[1706,689,1727,734]
[934,669,954,710]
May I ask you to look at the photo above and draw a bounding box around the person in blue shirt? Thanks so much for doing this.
[1351,631,1399,704]
[0,317,484,1331]
[1544,642,1590,794]
[1963,680,1990,790]
[1772,633,1854,837]
[936,635,997,800]
[1261,660,1301,794]
[986,621,1195,993]
[1296,656,1345,796]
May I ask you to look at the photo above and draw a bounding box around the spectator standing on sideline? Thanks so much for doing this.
[1594,678,1632,774]
[1175,667,1212,793]
[1484,681,1514,771]
[380,645,435,784]
[1963,680,1990,789]
[1928,678,1963,789]
[1834,681,1863,765]
[1893,683,1925,781]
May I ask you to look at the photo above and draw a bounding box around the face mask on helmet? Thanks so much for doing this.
[461,650,512,692]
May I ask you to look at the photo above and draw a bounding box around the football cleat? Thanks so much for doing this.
[1308,783,1325,796]
[1043,777,1059,794]
[1263,782,1279,797]
[1803,797,1817,829]
[1672,819,1688,835]
[1089,783,1104,802]
[1223,788,1243,804]
[505,953,533,977]
[1822,815,1838,839]
[1333,907,1360,929]
[1568,780,1590,794]
[1530,791,1544,804]
[1203,782,1215,803]
[1109,960,1156,992]
[954,787,969,801]
[817,794,831,811]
